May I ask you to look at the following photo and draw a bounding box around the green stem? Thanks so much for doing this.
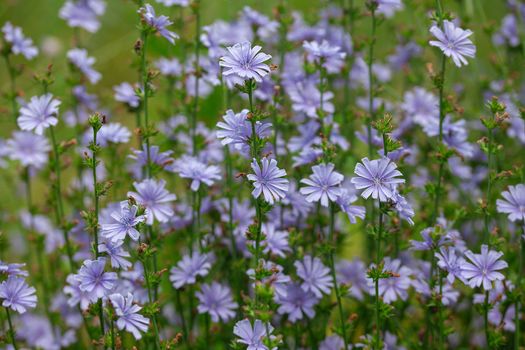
[92,128,100,258]
[143,256,161,349]
[516,231,524,350]
[375,202,383,349]
[328,204,349,349]
[49,126,75,270]
[175,289,188,344]
[3,55,18,124]
[111,318,116,350]
[484,291,490,347]
[191,0,201,156]
[432,1,447,225]
[5,308,18,350]
[367,7,376,160]
[483,126,493,245]
[140,31,152,179]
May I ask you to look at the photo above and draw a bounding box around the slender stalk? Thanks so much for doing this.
[5,308,18,350]
[92,127,100,259]
[143,257,161,349]
[175,289,188,343]
[49,126,75,270]
[328,204,349,349]
[111,319,116,350]
[374,203,383,349]
[482,125,494,245]
[191,0,201,156]
[225,147,237,259]
[4,55,18,124]
[484,291,490,347]
[140,31,152,178]
[516,229,524,350]
[366,7,377,160]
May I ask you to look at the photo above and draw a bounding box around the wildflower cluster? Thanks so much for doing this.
[0,1,524,349]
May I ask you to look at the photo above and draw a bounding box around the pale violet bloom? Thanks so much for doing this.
[233,319,276,350]
[18,94,60,135]
[351,157,405,202]
[138,4,179,44]
[0,276,37,314]
[67,48,101,84]
[335,187,366,223]
[109,293,150,340]
[368,258,412,304]
[429,20,476,67]
[496,184,525,222]
[288,81,334,118]
[114,82,140,108]
[462,245,508,290]
[98,239,132,270]
[216,109,272,152]
[295,255,333,298]
[155,57,182,77]
[6,131,51,169]
[173,155,221,191]
[128,179,177,225]
[220,41,272,82]
[169,252,211,289]
[76,258,117,302]
[300,163,344,207]
[2,22,38,59]
[59,0,106,33]
[196,282,237,322]
[276,282,318,322]
[435,247,466,284]
[303,40,346,73]
[261,223,291,258]
[156,0,190,6]
[247,157,289,205]
[376,0,404,18]
[101,202,146,242]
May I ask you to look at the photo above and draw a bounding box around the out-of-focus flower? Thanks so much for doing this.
[98,239,132,270]
[335,187,366,223]
[59,0,106,33]
[303,40,346,73]
[139,4,179,44]
[155,57,182,77]
[261,223,291,258]
[496,184,525,222]
[196,282,237,322]
[369,258,412,304]
[173,155,221,191]
[169,252,211,289]
[18,94,60,135]
[295,255,333,298]
[2,22,38,59]
[67,48,101,84]
[276,282,318,322]
[114,82,140,108]
[6,131,50,169]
